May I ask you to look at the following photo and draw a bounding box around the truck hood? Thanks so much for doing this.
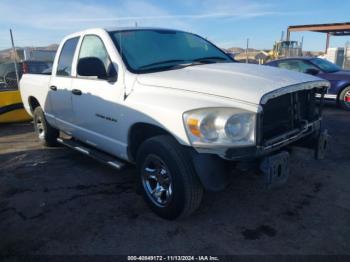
[137,63,329,105]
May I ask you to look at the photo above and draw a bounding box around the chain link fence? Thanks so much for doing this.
[0,62,19,90]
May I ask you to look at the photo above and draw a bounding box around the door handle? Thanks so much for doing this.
[49,86,57,91]
[72,89,82,95]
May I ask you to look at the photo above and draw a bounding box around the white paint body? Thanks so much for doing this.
[19,28,329,162]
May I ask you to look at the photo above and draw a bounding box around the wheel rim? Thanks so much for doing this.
[35,116,45,140]
[141,154,173,207]
[344,90,350,107]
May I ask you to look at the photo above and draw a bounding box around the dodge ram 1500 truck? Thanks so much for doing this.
[20,28,329,219]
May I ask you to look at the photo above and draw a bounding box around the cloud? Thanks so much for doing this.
[0,0,187,30]
[62,10,300,22]
[0,0,303,30]
[0,0,308,48]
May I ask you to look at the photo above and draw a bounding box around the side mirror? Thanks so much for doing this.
[106,63,118,83]
[305,68,319,75]
[77,57,107,79]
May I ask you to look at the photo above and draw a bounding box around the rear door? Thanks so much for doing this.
[48,37,79,133]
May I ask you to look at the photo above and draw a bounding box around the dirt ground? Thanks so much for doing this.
[0,106,349,256]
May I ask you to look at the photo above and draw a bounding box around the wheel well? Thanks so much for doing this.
[128,123,172,162]
[28,96,40,112]
[337,85,350,100]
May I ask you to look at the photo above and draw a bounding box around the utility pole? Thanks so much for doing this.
[300,36,304,56]
[325,33,330,54]
[280,31,284,41]
[343,41,349,69]
[10,29,20,87]
[301,36,304,48]
[245,38,249,63]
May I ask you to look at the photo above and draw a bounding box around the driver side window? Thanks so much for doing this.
[298,61,319,73]
[78,35,115,79]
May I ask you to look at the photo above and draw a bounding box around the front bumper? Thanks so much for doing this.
[190,119,328,192]
[224,119,322,160]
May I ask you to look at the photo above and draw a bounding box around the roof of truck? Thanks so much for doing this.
[63,27,185,40]
[105,27,183,32]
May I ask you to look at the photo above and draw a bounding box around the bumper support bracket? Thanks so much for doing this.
[315,129,329,160]
[260,151,290,190]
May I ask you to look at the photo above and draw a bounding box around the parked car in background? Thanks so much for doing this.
[266,57,350,110]
[21,60,53,75]
[0,61,52,89]
[15,48,56,63]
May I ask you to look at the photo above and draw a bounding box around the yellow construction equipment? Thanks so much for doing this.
[0,89,31,123]
[268,40,303,60]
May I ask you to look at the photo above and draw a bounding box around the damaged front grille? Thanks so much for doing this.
[260,87,326,145]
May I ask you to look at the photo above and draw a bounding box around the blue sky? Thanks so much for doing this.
[1,0,350,51]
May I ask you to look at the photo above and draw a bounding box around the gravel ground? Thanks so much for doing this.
[0,106,349,256]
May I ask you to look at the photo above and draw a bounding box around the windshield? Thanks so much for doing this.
[109,29,232,73]
[310,58,341,73]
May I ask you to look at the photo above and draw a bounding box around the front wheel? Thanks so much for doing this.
[33,107,59,147]
[338,86,350,111]
[136,135,203,220]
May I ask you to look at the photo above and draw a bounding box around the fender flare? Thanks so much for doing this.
[189,149,230,192]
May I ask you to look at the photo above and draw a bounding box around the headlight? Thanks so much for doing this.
[183,108,256,147]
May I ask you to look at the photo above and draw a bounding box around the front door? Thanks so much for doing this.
[70,34,125,158]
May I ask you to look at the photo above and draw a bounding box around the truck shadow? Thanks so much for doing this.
[0,121,349,255]
[0,122,33,137]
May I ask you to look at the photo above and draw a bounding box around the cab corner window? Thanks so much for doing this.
[56,37,79,76]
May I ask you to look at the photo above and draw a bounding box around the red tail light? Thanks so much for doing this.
[22,62,29,74]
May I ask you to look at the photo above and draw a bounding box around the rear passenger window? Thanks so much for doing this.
[56,37,79,76]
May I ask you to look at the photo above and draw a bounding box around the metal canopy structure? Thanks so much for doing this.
[286,22,350,53]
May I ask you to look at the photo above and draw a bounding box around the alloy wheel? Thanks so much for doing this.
[35,116,45,140]
[344,90,350,108]
[141,154,173,207]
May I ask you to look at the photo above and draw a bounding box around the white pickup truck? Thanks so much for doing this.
[20,28,329,219]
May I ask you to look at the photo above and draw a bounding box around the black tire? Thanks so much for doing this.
[136,135,203,220]
[33,107,59,147]
[338,86,350,111]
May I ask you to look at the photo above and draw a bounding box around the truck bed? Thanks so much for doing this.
[19,74,51,116]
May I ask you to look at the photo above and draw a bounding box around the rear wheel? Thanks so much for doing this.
[338,86,350,111]
[136,135,203,220]
[33,107,59,147]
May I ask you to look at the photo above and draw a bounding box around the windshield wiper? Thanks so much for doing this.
[138,57,229,72]
[193,56,228,63]
[139,59,187,69]
[139,57,229,70]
